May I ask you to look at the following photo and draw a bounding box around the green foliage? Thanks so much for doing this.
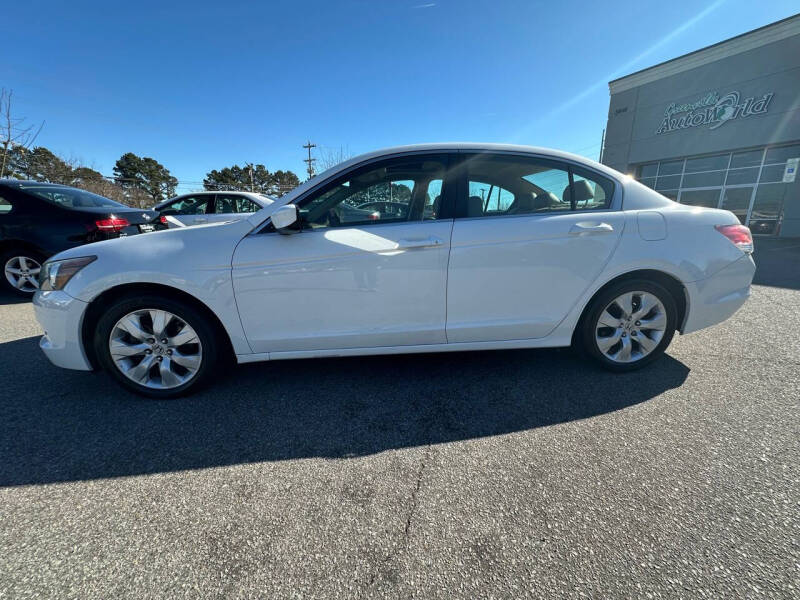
[204,164,300,197]
[113,152,178,202]
[4,146,73,183]
[71,166,105,183]
[271,169,301,196]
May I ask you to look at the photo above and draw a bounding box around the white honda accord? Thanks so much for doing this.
[33,144,755,398]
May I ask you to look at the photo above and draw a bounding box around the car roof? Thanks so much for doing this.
[327,142,616,169]
[0,179,70,187]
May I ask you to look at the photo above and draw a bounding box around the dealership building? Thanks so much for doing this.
[602,13,800,236]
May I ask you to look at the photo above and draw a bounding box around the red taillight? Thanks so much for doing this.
[368,212,380,220]
[715,224,753,253]
[159,215,168,225]
[94,217,130,232]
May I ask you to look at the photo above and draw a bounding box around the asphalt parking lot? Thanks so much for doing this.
[1,239,798,599]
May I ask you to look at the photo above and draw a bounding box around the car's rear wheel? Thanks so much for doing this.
[2,250,44,296]
[581,279,677,371]
[94,294,219,398]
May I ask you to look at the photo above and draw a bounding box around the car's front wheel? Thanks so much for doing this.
[581,279,677,371]
[94,294,219,398]
[2,250,44,296]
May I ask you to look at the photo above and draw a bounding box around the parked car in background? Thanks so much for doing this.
[0,180,165,296]
[153,191,274,227]
[33,144,756,398]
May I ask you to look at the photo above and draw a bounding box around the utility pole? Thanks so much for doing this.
[303,140,317,180]
[598,128,606,164]
[245,162,255,192]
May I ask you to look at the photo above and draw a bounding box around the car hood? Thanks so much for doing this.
[48,218,254,265]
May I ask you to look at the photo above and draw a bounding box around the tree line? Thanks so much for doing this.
[1,144,301,208]
[1,87,301,208]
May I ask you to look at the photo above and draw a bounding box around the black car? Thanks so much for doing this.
[0,180,166,296]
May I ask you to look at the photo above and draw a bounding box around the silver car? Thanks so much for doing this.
[154,191,273,227]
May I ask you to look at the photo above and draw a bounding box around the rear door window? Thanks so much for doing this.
[459,154,614,217]
[215,194,259,214]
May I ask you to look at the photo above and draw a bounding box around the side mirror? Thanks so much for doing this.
[271,204,299,232]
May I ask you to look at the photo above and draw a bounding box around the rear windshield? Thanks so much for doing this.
[22,185,125,209]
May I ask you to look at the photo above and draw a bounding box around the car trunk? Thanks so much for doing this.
[72,206,166,239]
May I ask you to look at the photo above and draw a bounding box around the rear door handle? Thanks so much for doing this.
[195,217,208,224]
[397,236,443,249]
[569,222,614,235]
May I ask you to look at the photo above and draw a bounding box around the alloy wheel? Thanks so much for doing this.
[108,309,203,390]
[4,256,42,293]
[594,291,667,363]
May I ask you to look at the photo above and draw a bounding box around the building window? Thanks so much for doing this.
[633,143,800,234]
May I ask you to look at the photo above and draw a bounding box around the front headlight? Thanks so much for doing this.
[39,256,97,291]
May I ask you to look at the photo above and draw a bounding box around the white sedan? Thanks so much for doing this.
[33,144,756,398]
[153,191,273,227]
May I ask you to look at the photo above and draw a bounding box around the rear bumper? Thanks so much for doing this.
[682,254,756,334]
[33,290,94,371]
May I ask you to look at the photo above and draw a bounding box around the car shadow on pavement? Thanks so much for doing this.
[752,237,800,290]
[0,334,690,487]
[0,291,31,305]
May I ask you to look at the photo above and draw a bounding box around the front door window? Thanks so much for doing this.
[299,156,449,228]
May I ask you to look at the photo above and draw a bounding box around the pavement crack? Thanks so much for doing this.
[363,446,432,594]
[403,447,428,541]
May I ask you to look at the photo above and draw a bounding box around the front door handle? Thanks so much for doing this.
[397,236,443,249]
[569,222,614,235]
[195,217,208,224]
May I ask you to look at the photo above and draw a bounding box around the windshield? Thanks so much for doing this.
[22,185,126,209]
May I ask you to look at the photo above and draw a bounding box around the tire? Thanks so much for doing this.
[94,294,220,398]
[1,249,45,297]
[580,279,677,372]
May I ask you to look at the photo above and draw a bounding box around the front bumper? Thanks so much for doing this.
[682,254,756,334]
[33,290,94,371]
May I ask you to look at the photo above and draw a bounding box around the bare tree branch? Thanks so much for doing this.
[316,145,353,172]
[0,88,45,178]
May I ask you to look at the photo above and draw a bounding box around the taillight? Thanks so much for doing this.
[159,215,168,225]
[368,212,380,220]
[94,217,130,232]
[715,224,753,254]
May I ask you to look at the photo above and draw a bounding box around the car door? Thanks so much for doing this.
[446,152,625,343]
[232,154,454,354]
[207,193,260,224]
[159,195,213,227]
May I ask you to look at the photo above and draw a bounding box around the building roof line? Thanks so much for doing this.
[609,13,800,93]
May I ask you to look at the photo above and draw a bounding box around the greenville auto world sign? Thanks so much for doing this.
[656,90,773,135]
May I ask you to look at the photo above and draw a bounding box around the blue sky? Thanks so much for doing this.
[3,0,798,192]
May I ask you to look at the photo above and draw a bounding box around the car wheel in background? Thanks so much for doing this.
[94,294,219,398]
[581,279,677,372]
[1,250,44,296]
